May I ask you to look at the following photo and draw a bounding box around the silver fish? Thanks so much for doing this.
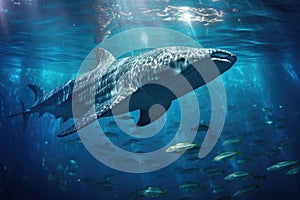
[213,149,241,162]
[266,160,299,171]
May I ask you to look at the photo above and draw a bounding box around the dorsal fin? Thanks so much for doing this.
[91,48,115,70]
[28,84,44,101]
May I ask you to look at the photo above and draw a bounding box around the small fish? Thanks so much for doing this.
[266,160,299,171]
[166,142,198,153]
[65,159,79,175]
[286,165,300,175]
[233,184,259,198]
[96,181,115,191]
[222,138,242,146]
[213,149,241,162]
[202,166,222,173]
[237,158,253,164]
[190,124,209,132]
[180,168,200,174]
[177,182,201,189]
[224,171,251,181]
[136,186,168,197]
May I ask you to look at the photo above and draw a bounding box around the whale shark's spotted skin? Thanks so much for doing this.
[8,46,236,137]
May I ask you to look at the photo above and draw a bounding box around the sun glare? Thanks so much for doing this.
[181,12,192,22]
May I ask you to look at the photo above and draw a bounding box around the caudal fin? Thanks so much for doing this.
[7,101,30,129]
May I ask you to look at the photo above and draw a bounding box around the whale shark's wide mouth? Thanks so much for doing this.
[210,50,237,64]
[210,50,237,73]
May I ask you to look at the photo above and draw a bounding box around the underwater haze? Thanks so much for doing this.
[1,0,300,200]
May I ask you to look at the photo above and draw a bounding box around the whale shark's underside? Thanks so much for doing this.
[8,46,236,137]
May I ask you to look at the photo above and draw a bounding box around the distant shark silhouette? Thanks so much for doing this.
[8,46,236,137]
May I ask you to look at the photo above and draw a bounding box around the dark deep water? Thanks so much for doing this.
[1,0,300,199]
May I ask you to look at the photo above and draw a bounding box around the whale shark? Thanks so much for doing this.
[8,46,236,137]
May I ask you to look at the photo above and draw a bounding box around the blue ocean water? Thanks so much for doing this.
[1,0,300,199]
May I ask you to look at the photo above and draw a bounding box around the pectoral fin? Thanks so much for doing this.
[137,101,172,126]
[137,109,151,126]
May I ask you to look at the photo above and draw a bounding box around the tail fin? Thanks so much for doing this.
[7,101,30,129]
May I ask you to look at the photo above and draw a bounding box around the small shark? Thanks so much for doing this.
[8,46,236,137]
